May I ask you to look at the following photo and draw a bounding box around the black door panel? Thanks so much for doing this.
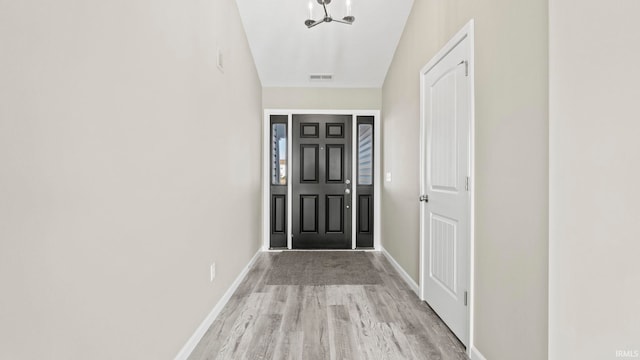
[292,114,352,249]
[356,116,375,248]
[269,116,288,248]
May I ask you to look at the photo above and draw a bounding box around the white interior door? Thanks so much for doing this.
[420,35,471,345]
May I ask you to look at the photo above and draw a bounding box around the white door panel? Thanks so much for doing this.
[420,35,471,346]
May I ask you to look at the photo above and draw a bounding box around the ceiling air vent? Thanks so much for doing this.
[309,74,333,81]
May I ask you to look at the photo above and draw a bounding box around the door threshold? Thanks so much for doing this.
[267,248,379,252]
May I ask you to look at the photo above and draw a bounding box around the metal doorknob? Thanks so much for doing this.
[346,205,350,209]
[345,188,351,194]
[419,194,429,202]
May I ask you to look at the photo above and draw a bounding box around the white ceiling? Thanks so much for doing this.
[235,0,414,88]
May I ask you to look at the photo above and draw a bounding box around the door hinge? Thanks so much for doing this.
[459,60,469,76]
[464,291,468,306]
[465,176,470,191]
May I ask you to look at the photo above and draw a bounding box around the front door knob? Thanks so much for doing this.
[345,188,351,194]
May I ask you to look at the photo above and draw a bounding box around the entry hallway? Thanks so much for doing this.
[189,252,468,360]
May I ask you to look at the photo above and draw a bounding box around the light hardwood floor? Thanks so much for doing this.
[189,251,468,360]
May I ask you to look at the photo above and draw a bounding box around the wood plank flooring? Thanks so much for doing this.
[189,252,468,360]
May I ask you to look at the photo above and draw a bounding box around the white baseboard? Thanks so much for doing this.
[174,250,262,360]
[470,346,488,360]
[380,247,420,296]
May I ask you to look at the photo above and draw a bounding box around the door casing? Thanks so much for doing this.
[419,20,475,356]
[262,110,381,251]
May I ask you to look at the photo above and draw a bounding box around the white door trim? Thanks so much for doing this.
[419,19,475,355]
[262,109,381,251]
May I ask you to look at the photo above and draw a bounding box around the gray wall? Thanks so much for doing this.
[549,0,640,358]
[263,87,381,110]
[0,0,262,358]
[381,1,548,359]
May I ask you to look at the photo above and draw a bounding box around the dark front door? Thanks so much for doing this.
[292,114,352,249]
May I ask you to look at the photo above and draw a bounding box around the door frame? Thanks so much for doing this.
[419,20,475,354]
[262,109,381,251]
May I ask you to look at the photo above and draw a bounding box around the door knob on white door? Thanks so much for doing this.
[419,194,429,202]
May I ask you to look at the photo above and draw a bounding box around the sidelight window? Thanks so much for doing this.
[357,124,373,185]
[271,123,287,185]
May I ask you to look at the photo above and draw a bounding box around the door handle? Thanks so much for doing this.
[345,188,351,194]
[419,194,429,202]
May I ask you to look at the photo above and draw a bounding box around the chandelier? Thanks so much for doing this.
[304,0,355,28]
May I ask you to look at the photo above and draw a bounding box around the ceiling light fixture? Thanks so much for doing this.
[305,0,355,29]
